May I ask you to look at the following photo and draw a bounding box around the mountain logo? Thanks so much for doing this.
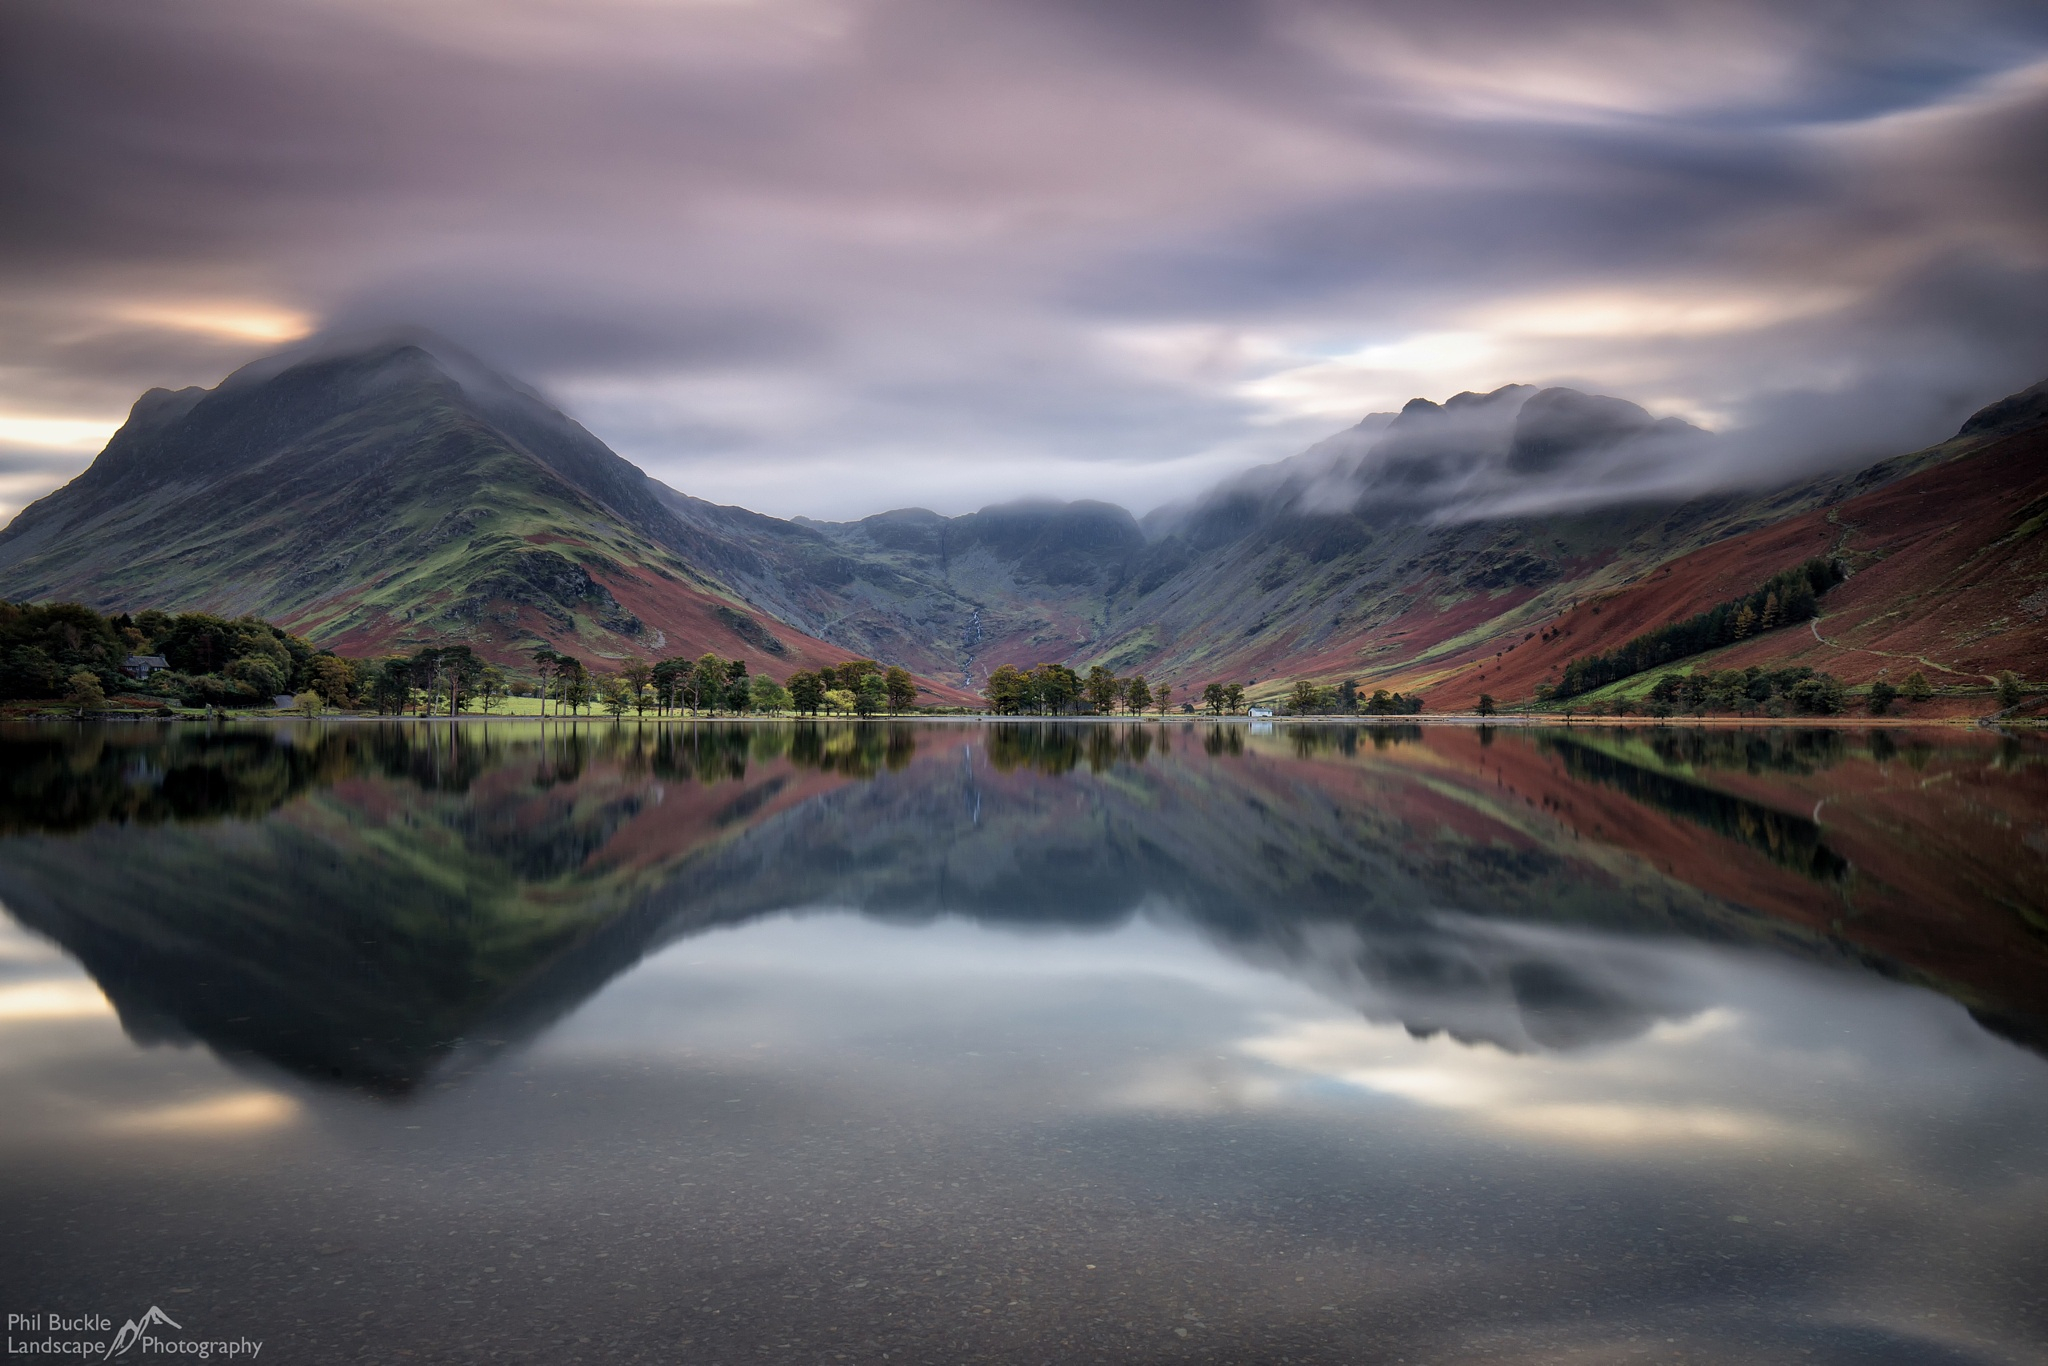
[110,1306,182,1356]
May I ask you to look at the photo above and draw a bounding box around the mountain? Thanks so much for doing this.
[1074,379,2046,705]
[2,330,2041,707]
[0,331,972,695]
[650,493,1148,686]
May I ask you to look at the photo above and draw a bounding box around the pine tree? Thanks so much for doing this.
[1902,671,1932,704]
[1760,592,1781,631]
[1734,605,1757,639]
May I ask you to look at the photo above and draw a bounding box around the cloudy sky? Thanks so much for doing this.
[3,0,2047,522]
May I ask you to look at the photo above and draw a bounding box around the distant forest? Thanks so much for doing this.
[1549,558,1846,700]
[0,600,932,717]
[0,601,342,711]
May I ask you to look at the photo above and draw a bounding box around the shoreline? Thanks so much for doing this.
[8,710,2033,729]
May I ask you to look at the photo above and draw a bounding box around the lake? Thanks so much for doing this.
[2,719,2044,1365]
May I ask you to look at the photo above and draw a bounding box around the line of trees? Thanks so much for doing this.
[985,663,1170,716]
[781,660,919,717]
[0,602,356,711]
[1279,679,1425,716]
[0,598,939,720]
[1579,665,1849,718]
[518,650,924,719]
[363,645,508,715]
[1548,558,1847,700]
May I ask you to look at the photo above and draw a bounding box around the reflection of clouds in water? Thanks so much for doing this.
[1235,930,2048,1172]
[0,906,301,1146]
[0,914,72,969]
[539,908,2048,1180]
[1237,1010,1837,1151]
[100,1091,300,1136]
[0,978,113,1021]
[1221,914,1712,1055]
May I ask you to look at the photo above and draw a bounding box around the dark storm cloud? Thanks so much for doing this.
[1,0,2046,520]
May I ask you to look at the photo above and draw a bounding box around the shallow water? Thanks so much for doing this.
[2,719,2044,1364]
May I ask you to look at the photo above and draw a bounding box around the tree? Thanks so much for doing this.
[1201,682,1227,716]
[1477,693,1497,717]
[829,659,882,691]
[1125,675,1152,714]
[1290,680,1320,715]
[1032,664,1080,714]
[823,687,856,716]
[1085,665,1119,715]
[64,670,105,716]
[531,649,559,718]
[854,674,886,717]
[622,659,654,716]
[1902,670,1933,704]
[477,665,509,713]
[370,657,412,715]
[442,644,482,713]
[1367,688,1393,716]
[1337,679,1358,712]
[787,670,825,716]
[750,674,791,713]
[1788,672,1844,715]
[1224,683,1245,713]
[1155,682,1172,715]
[692,654,728,714]
[311,655,357,708]
[985,664,1030,715]
[652,657,689,714]
[597,673,633,716]
[1996,671,2025,708]
[884,665,917,713]
[1868,679,1897,715]
[556,657,591,715]
[407,647,444,714]
[723,658,751,713]
[293,690,324,718]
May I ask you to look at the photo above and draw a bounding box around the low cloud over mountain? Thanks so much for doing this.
[3,0,2047,522]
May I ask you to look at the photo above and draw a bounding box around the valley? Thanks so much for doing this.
[0,333,2040,715]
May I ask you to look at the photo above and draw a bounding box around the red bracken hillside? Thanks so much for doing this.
[0,328,2037,710]
[1391,416,2048,712]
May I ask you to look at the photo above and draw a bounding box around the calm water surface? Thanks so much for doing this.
[1,719,2045,1365]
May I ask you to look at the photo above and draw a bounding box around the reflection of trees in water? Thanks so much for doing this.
[1639,727,1847,775]
[1202,725,1243,757]
[0,720,932,833]
[787,721,917,778]
[0,724,361,832]
[1282,724,1423,758]
[987,723,1168,776]
[1542,737,1849,882]
[9,718,2040,1095]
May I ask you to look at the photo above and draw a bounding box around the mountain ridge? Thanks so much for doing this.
[1,331,2041,706]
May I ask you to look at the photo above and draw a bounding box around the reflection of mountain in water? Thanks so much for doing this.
[0,720,2039,1092]
[1539,736,1848,882]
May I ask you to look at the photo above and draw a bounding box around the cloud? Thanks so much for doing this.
[1,0,2046,520]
